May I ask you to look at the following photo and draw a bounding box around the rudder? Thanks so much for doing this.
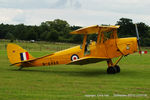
[7,43,35,66]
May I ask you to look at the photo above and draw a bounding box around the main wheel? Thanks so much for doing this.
[114,65,120,73]
[107,67,117,74]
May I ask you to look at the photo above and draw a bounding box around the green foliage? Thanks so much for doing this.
[25,27,38,40]
[40,19,72,42]
[0,18,150,46]
[116,18,150,46]
[5,32,15,41]
[42,29,59,42]
[71,34,83,43]
[142,38,150,46]
[116,18,136,37]
[49,29,59,41]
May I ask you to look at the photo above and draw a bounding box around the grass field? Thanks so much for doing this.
[0,41,150,100]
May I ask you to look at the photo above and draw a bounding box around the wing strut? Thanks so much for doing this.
[81,34,87,57]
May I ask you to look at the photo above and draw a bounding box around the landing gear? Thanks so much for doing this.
[18,66,23,70]
[115,65,120,73]
[106,56,123,74]
[107,67,116,74]
[107,65,120,74]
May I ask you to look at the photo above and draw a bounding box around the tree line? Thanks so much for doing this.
[0,18,150,46]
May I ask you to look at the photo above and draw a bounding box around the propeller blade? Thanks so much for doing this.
[135,24,141,53]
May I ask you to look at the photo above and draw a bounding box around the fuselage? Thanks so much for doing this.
[27,37,138,67]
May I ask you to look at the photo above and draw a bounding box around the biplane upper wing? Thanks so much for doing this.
[70,25,120,34]
[68,57,109,65]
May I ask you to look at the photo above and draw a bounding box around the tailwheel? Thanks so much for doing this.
[107,66,117,74]
[114,65,120,73]
[18,66,23,70]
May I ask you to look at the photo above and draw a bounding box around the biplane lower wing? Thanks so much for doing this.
[68,57,109,65]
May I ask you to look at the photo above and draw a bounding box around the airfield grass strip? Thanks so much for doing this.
[0,41,150,100]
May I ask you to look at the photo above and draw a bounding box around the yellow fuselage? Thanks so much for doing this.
[27,37,137,67]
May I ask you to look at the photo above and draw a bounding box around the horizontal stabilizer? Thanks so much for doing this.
[11,53,54,66]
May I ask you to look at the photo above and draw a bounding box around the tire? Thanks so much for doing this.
[115,65,120,73]
[107,66,117,74]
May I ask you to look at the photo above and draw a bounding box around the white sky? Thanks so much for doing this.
[0,0,150,26]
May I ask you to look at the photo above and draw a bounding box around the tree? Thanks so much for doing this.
[116,18,135,37]
[5,32,15,42]
[71,34,83,43]
[25,27,38,40]
[70,26,83,43]
[43,30,59,41]
[0,23,13,39]
[49,29,59,41]
[116,18,150,46]
[42,19,70,36]
[40,31,48,41]
[136,22,149,38]
[12,24,26,40]
[0,18,149,46]
[137,23,150,46]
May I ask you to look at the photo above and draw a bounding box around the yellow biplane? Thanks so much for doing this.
[7,25,139,74]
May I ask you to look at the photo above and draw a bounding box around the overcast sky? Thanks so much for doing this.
[0,0,150,26]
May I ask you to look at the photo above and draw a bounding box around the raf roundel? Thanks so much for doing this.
[71,54,79,61]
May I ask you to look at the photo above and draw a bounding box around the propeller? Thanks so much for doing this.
[135,24,141,53]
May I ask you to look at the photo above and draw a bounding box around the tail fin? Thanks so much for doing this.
[7,43,35,66]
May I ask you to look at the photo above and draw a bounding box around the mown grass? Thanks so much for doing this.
[0,42,150,100]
